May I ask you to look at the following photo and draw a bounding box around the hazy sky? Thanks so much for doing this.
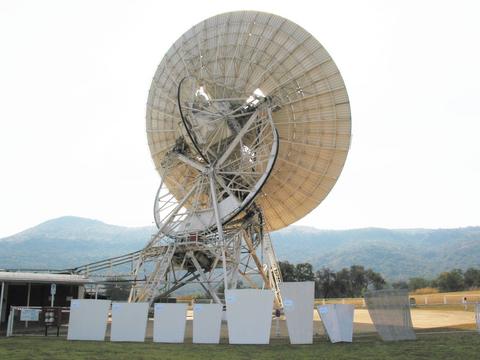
[1,0,479,237]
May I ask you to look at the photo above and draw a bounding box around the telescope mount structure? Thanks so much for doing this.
[128,11,351,307]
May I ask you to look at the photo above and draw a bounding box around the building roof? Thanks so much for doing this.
[0,271,90,285]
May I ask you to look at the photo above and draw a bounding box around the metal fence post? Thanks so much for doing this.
[6,308,14,337]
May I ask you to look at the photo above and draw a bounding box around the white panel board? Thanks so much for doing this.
[153,303,187,343]
[192,303,222,344]
[67,299,110,341]
[317,304,354,343]
[279,282,314,344]
[110,302,149,342]
[226,289,274,344]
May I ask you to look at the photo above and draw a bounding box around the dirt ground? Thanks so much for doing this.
[352,308,476,330]
[104,307,476,339]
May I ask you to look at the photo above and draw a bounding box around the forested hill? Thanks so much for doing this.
[272,226,480,280]
[0,216,479,280]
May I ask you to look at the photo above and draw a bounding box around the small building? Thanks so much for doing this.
[0,271,90,324]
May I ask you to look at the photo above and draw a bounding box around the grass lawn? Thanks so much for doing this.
[1,332,479,360]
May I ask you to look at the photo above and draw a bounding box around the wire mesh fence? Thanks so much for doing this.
[5,306,70,337]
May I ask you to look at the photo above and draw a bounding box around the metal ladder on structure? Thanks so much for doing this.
[131,243,176,303]
[263,232,283,308]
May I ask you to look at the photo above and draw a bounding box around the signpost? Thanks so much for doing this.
[50,284,56,307]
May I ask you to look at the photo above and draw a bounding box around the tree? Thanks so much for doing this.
[313,265,385,298]
[365,269,386,291]
[392,281,409,290]
[408,277,430,291]
[315,268,336,298]
[430,278,439,289]
[332,268,351,297]
[278,261,296,282]
[295,263,315,282]
[437,269,464,292]
[350,265,368,296]
[464,268,480,289]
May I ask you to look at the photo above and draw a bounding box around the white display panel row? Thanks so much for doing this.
[67,300,191,343]
[66,293,273,344]
[67,285,353,344]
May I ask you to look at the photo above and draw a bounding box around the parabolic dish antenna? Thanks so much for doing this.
[130,11,351,305]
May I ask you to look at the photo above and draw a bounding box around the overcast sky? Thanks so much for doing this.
[0,0,479,237]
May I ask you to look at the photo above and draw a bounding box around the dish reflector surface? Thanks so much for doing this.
[147,11,351,231]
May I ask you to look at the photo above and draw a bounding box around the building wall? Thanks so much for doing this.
[1,283,80,322]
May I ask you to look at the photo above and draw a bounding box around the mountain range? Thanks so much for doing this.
[1,216,479,280]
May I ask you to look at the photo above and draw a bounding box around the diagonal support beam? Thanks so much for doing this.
[208,170,229,291]
[216,110,258,167]
[187,251,222,304]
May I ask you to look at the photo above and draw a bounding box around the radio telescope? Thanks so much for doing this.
[128,11,351,306]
